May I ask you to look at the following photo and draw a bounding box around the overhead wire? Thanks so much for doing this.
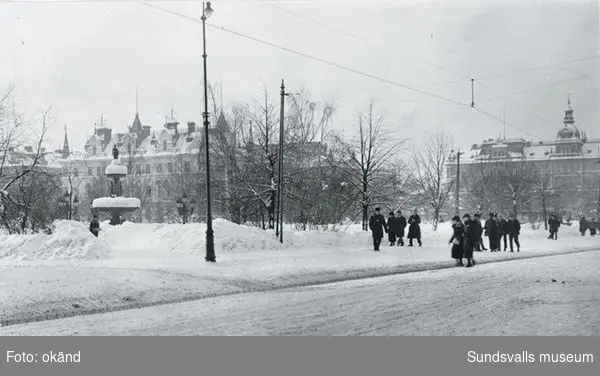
[3,0,557,140]
[478,71,600,104]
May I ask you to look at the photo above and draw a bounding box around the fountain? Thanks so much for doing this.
[91,145,141,225]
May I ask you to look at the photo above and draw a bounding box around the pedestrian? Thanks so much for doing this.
[368,207,387,252]
[485,213,500,251]
[407,209,422,247]
[579,216,588,236]
[507,214,521,252]
[590,218,598,237]
[462,214,477,267]
[89,215,100,238]
[386,212,396,246]
[392,210,407,246]
[548,214,560,240]
[497,213,508,251]
[473,213,487,251]
[449,215,465,266]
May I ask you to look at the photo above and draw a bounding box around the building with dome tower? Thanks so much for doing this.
[447,97,600,219]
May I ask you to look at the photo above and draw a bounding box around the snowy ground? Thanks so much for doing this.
[1,219,599,328]
[3,250,600,336]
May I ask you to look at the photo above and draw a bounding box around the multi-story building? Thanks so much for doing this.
[56,108,332,224]
[57,109,236,222]
[448,98,600,218]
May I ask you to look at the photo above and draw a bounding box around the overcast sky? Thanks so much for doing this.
[0,0,598,152]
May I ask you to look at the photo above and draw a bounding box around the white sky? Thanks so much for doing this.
[0,0,598,152]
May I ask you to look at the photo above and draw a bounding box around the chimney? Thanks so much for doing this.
[187,122,196,135]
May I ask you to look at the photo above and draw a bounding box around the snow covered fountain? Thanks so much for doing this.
[91,145,141,225]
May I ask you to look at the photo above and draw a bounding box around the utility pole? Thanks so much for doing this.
[277,79,287,244]
[471,79,475,108]
[455,149,464,217]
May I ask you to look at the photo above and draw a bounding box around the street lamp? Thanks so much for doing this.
[201,1,216,262]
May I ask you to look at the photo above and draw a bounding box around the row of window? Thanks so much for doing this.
[78,161,193,177]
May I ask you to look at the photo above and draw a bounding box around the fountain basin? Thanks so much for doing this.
[92,196,141,210]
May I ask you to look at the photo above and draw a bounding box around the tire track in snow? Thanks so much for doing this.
[2,246,599,328]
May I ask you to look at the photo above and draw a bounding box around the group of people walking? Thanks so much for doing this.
[579,216,600,237]
[368,208,423,251]
[449,212,521,267]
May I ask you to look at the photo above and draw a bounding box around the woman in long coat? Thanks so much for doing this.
[407,209,422,247]
[449,215,464,266]
[386,212,396,246]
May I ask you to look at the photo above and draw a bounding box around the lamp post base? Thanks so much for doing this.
[205,228,216,262]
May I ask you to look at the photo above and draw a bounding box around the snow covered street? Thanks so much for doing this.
[3,249,600,336]
[1,220,599,331]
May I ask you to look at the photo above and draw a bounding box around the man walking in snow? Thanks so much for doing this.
[473,213,487,251]
[407,209,422,247]
[485,213,499,251]
[548,214,560,240]
[369,207,387,251]
[507,214,521,252]
[497,214,508,251]
[89,215,100,237]
[392,210,407,246]
[462,214,477,267]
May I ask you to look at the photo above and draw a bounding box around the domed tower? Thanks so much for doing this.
[555,96,584,155]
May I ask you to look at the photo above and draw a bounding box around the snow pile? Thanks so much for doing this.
[92,197,141,209]
[0,220,111,261]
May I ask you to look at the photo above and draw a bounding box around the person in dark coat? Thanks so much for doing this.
[368,207,387,251]
[391,210,407,246]
[497,214,508,251]
[462,214,477,267]
[386,212,396,246]
[449,215,465,266]
[590,218,598,236]
[407,209,422,247]
[89,215,100,237]
[579,216,588,236]
[473,213,486,251]
[484,213,499,251]
[506,214,521,252]
[548,214,560,240]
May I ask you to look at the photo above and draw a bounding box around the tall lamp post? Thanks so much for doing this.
[201,1,216,262]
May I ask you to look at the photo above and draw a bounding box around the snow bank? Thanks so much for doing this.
[100,218,367,257]
[92,197,141,209]
[0,217,592,261]
[0,221,111,261]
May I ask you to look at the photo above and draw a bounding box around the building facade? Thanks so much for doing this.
[448,98,600,219]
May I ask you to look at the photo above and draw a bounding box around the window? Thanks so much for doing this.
[97,167,102,176]
[88,168,93,176]
[163,140,168,151]
[136,164,141,175]
[184,161,191,173]
[167,163,173,173]
[145,164,151,174]
[156,163,163,173]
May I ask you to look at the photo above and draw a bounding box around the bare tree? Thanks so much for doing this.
[0,105,59,233]
[335,101,406,230]
[411,131,455,230]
